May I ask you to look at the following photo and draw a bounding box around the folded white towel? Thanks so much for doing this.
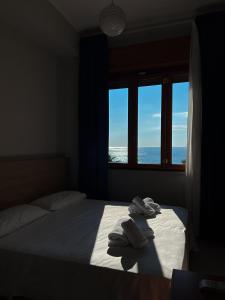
[132,196,156,217]
[143,197,154,204]
[108,218,129,247]
[108,239,129,247]
[142,227,154,239]
[121,218,148,249]
[128,203,142,215]
[131,214,155,239]
[128,203,155,218]
[143,197,161,213]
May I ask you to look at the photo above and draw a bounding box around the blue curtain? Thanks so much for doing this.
[78,35,109,200]
[196,10,225,240]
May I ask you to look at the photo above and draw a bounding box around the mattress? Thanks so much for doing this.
[0,199,188,299]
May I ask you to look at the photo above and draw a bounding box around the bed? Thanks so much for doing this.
[0,156,188,300]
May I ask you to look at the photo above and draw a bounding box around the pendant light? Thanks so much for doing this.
[99,0,126,37]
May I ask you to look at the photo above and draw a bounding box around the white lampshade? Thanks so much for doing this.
[99,3,126,37]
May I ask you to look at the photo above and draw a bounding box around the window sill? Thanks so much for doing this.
[108,163,185,172]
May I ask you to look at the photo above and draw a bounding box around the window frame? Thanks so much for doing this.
[108,69,189,172]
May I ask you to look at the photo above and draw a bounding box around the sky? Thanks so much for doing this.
[109,82,189,148]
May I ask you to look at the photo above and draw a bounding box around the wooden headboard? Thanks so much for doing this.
[0,155,69,210]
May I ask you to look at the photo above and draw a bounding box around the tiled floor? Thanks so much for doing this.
[190,240,225,276]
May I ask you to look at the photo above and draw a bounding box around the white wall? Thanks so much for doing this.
[109,169,186,207]
[57,57,79,188]
[0,24,59,155]
[0,2,79,187]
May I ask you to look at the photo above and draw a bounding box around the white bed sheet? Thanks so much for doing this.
[0,199,187,280]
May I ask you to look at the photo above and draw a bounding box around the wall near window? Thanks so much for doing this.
[109,169,186,207]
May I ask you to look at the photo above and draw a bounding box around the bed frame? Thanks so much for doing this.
[0,155,69,210]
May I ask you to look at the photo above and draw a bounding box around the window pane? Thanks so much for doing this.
[109,88,128,163]
[172,82,189,165]
[138,85,162,164]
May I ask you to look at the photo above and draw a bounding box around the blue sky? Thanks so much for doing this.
[109,88,128,147]
[109,82,189,148]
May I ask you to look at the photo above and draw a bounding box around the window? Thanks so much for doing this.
[109,88,128,163]
[172,82,189,165]
[108,73,189,171]
[138,84,162,164]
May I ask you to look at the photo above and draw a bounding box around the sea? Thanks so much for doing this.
[109,147,187,164]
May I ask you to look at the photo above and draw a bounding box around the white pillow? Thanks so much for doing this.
[31,191,87,211]
[0,205,49,238]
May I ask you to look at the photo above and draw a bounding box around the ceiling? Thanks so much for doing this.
[48,0,222,33]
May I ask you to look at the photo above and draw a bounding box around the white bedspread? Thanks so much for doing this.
[0,200,187,277]
[0,199,187,299]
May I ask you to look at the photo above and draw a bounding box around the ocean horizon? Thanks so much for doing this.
[109,146,187,164]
